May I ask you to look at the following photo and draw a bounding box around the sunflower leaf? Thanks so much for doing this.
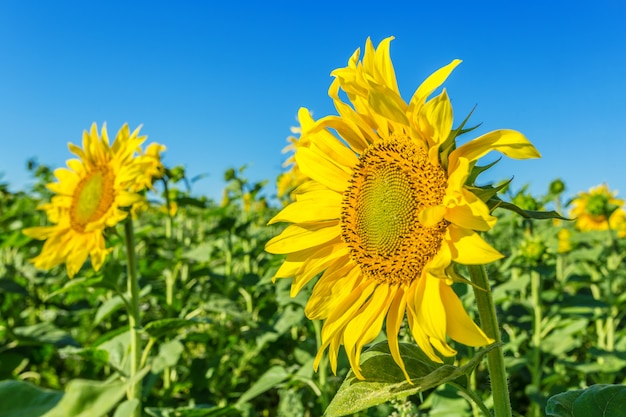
[493,200,569,220]
[324,341,498,417]
[545,384,626,417]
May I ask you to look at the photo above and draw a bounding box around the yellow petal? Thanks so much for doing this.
[265,222,340,254]
[385,286,411,382]
[368,84,409,125]
[445,189,497,232]
[415,276,447,342]
[421,89,453,147]
[343,284,393,379]
[447,225,503,264]
[295,147,350,193]
[419,205,446,227]
[409,60,462,111]
[449,129,541,169]
[441,284,494,346]
[268,194,342,225]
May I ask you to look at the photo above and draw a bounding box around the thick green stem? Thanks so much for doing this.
[468,265,512,417]
[125,219,143,417]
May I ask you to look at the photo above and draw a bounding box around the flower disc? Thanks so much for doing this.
[342,139,447,285]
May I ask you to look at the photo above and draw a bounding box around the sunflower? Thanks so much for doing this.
[570,184,626,233]
[265,37,540,381]
[24,123,162,277]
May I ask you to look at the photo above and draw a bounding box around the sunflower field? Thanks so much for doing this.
[2,38,626,417]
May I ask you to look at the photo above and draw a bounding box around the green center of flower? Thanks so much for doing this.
[341,139,448,285]
[586,194,611,217]
[71,169,115,232]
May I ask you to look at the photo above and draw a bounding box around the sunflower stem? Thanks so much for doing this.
[125,218,143,417]
[468,264,511,417]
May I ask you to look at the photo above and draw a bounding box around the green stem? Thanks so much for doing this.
[529,270,542,417]
[449,381,492,417]
[468,265,512,417]
[125,218,143,417]
[313,320,329,410]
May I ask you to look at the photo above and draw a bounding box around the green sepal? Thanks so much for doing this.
[324,341,498,417]
[440,107,480,169]
[467,180,511,205]
[466,158,502,187]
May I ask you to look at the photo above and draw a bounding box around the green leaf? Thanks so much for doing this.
[113,400,139,417]
[13,322,79,347]
[0,380,62,417]
[0,278,28,295]
[43,368,149,417]
[94,295,126,326]
[325,341,497,417]
[493,201,568,221]
[235,365,289,407]
[152,339,184,374]
[144,318,205,339]
[145,405,238,417]
[546,384,626,417]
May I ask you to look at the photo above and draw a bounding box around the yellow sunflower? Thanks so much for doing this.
[24,123,162,277]
[132,142,167,192]
[570,184,625,233]
[265,37,540,381]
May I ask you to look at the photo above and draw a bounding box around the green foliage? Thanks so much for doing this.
[2,162,626,416]
[545,384,626,417]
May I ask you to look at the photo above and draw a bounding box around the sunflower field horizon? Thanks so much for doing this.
[2,36,626,417]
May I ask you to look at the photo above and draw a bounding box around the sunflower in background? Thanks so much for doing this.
[24,123,164,277]
[266,37,540,381]
[570,184,626,233]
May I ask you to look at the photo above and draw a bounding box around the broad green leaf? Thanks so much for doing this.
[0,278,28,295]
[235,365,289,407]
[113,400,139,417]
[546,384,626,417]
[325,341,497,416]
[43,367,149,417]
[0,380,62,417]
[152,339,184,374]
[13,322,79,347]
[94,295,126,326]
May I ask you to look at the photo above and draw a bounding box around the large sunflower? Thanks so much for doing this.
[265,37,540,381]
[570,184,626,233]
[24,123,162,277]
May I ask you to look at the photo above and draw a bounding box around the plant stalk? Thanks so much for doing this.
[125,218,143,417]
[468,265,512,417]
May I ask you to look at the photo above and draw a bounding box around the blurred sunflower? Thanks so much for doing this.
[132,142,166,192]
[24,123,163,277]
[266,37,540,381]
[570,184,625,232]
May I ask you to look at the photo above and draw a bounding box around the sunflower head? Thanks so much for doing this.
[23,123,165,278]
[266,37,540,381]
[570,184,625,232]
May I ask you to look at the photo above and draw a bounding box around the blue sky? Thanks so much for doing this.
[1,1,625,205]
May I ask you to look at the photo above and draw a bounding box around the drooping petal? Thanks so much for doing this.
[449,129,541,169]
[441,284,494,346]
[447,225,503,264]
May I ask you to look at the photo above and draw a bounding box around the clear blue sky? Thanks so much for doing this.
[1,1,625,205]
